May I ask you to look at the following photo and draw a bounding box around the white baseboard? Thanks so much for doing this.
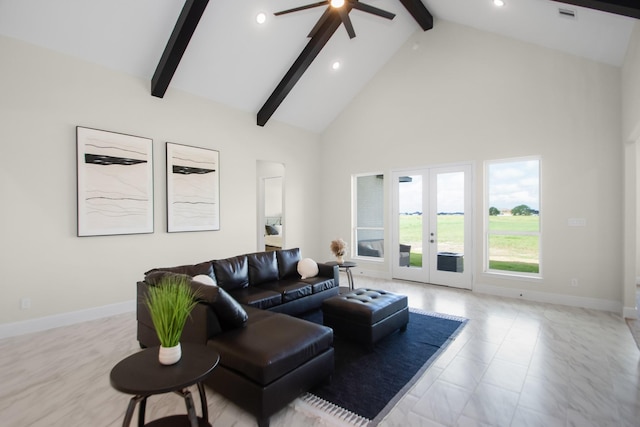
[2,280,632,339]
[348,268,390,280]
[474,283,623,314]
[623,306,638,319]
[0,300,136,340]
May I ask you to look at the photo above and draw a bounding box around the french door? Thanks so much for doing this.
[391,164,472,289]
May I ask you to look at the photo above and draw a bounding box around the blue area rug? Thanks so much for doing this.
[298,308,467,426]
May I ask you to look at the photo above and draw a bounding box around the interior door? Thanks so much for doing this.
[392,164,472,289]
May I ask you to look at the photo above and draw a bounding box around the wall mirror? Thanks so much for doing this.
[257,161,285,251]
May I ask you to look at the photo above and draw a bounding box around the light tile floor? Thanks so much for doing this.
[625,286,640,350]
[1,276,638,427]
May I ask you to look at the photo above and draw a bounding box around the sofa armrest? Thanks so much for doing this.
[136,281,223,347]
[317,263,339,287]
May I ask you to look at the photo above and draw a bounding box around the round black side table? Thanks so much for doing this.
[110,343,220,427]
[326,261,358,290]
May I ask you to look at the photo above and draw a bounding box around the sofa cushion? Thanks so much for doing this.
[247,251,279,285]
[213,256,249,291]
[276,248,301,280]
[302,276,338,294]
[209,309,333,385]
[261,281,313,303]
[210,288,249,330]
[145,261,215,281]
[228,287,282,310]
[265,225,279,235]
[192,275,248,330]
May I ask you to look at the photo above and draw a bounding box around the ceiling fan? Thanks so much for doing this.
[274,0,396,39]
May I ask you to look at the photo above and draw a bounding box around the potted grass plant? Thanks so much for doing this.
[144,275,199,365]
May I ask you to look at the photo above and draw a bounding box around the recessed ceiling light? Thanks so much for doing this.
[256,12,266,24]
[332,61,341,70]
[493,0,505,6]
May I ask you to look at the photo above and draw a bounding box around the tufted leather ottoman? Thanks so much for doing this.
[322,288,409,349]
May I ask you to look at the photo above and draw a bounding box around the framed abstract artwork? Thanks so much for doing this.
[166,142,220,232]
[76,127,154,237]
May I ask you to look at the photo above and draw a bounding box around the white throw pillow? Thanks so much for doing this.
[297,258,319,279]
[192,274,216,286]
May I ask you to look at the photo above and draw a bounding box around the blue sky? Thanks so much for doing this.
[488,159,539,211]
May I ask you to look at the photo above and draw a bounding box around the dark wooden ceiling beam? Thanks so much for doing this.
[151,0,209,98]
[551,0,640,19]
[398,0,433,31]
[258,1,434,127]
[257,11,342,127]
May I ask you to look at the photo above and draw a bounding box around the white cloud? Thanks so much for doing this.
[489,160,539,210]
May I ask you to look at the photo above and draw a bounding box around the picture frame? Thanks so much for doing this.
[166,142,220,232]
[76,126,154,236]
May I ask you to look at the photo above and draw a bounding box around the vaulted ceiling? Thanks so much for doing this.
[0,0,637,133]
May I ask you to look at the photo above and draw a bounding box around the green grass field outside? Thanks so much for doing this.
[399,214,539,273]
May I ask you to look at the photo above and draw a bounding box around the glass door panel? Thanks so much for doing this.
[435,171,465,273]
[392,171,427,282]
[429,166,472,288]
[398,174,422,269]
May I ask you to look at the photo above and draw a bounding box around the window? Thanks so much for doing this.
[486,158,540,275]
[354,174,384,259]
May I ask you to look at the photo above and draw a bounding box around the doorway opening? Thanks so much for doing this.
[257,161,284,251]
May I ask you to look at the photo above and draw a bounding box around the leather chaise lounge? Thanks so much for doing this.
[136,248,339,427]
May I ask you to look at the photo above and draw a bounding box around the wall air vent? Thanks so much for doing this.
[558,7,577,19]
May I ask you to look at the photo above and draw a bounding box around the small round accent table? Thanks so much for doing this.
[110,343,220,427]
[326,261,358,291]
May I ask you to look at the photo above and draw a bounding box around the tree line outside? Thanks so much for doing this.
[489,204,539,216]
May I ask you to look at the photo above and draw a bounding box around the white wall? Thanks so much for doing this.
[320,21,624,311]
[623,22,640,143]
[0,35,322,326]
[622,21,640,317]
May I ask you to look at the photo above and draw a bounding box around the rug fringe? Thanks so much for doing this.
[294,392,371,427]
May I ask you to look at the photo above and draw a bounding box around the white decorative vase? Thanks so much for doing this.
[336,255,344,264]
[158,343,181,365]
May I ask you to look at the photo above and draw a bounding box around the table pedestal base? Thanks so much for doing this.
[145,415,211,427]
[122,383,210,427]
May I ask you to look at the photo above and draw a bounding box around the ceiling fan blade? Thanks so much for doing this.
[274,1,328,16]
[308,7,333,38]
[338,8,356,39]
[351,2,396,20]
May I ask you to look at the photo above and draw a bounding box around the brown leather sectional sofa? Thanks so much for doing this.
[137,248,340,427]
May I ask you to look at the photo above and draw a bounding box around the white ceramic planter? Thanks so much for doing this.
[158,343,181,365]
